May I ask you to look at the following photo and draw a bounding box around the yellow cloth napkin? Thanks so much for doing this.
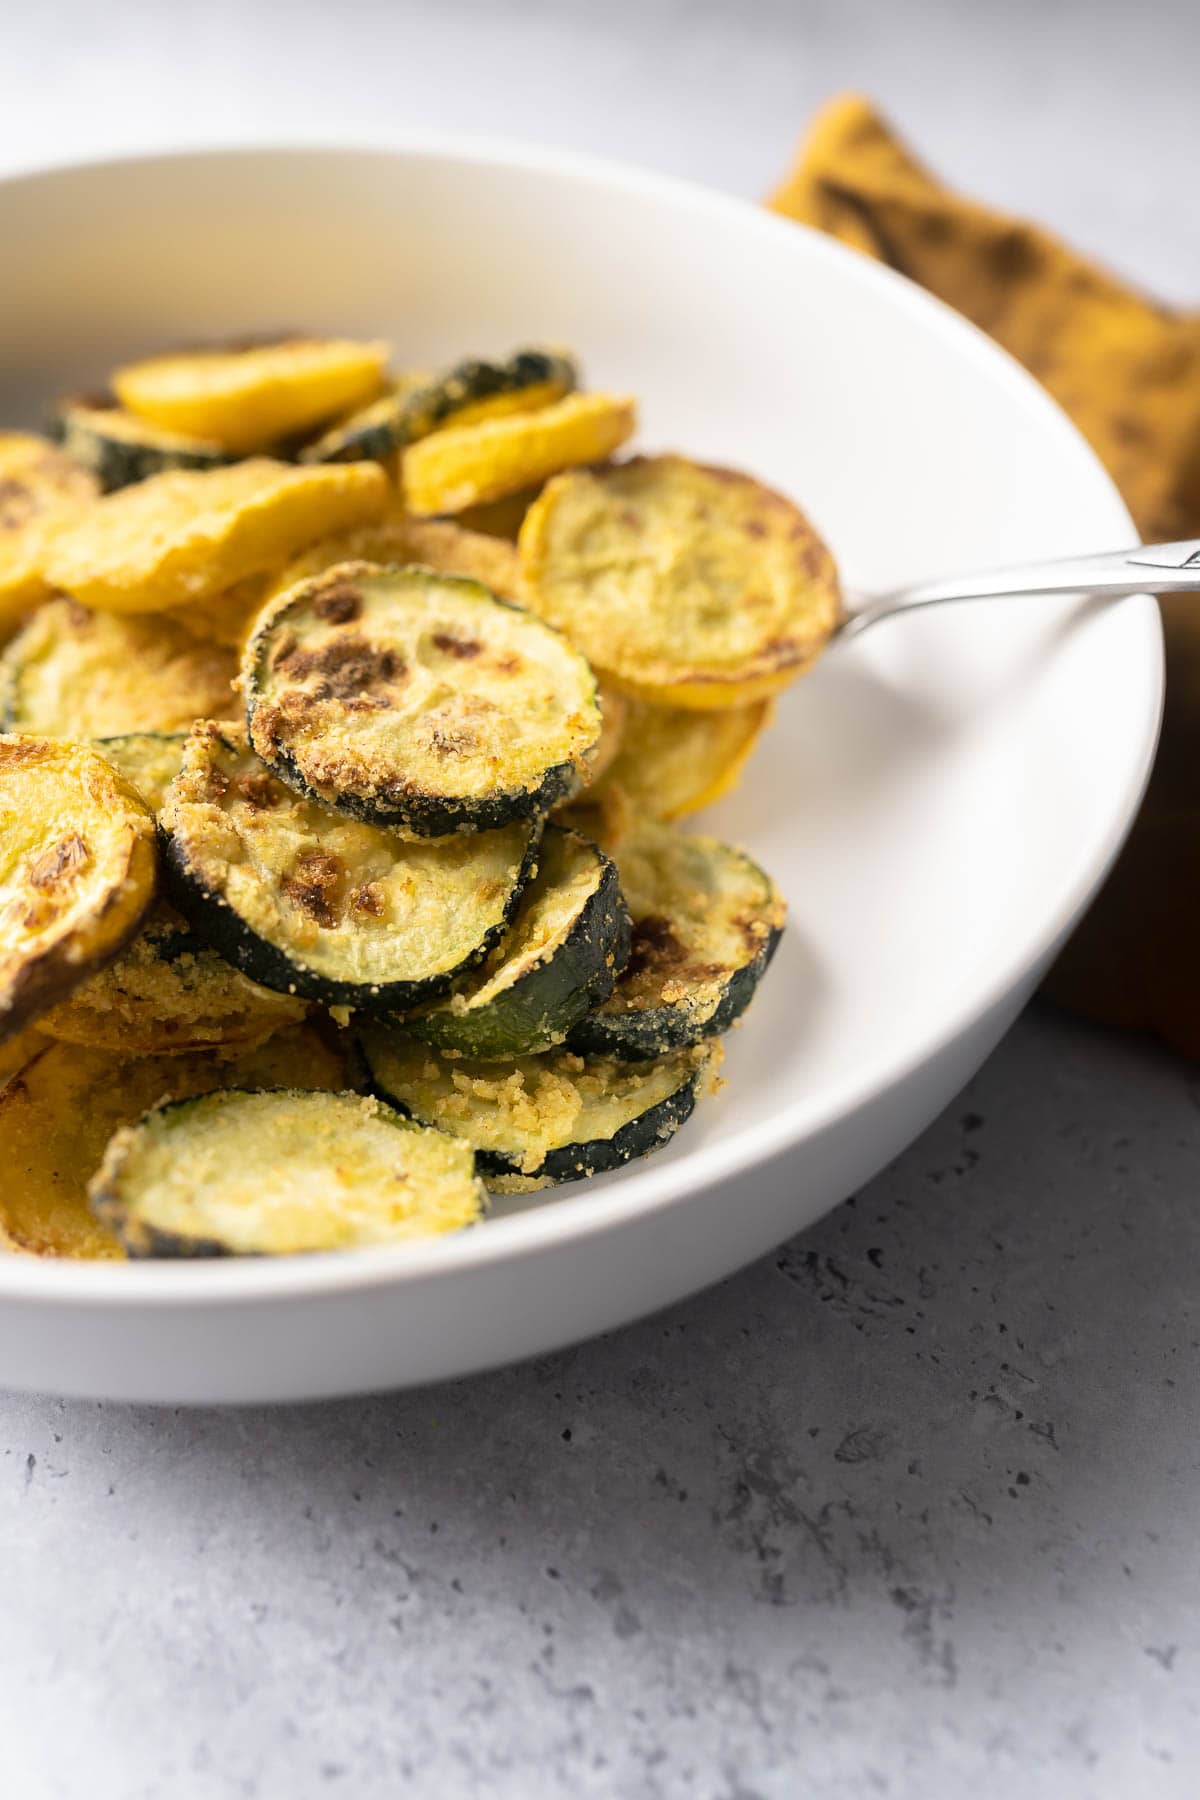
[769,95,1200,1056]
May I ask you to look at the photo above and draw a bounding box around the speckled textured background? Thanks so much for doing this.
[2,5,1198,1796]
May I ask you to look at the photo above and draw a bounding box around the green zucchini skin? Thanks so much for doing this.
[404,827,630,1059]
[567,922,782,1060]
[51,398,232,491]
[297,349,577,465]
[528,1071,700,1185]
[259,738,581,838]
[359,1032,715,1187]
[295,390,414,466]
[162,821,540,1012]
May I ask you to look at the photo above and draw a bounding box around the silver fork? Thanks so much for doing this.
[839,539,1200,640]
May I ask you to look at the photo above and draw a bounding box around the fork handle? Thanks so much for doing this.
[843,539,1200,639]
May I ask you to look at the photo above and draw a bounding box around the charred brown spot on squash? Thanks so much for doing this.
[431,632,482,660]
[273,632,406,698]
[311,584,362,625]
[282,849,343,928]
[28,835,90,888]
[233,770,278,810]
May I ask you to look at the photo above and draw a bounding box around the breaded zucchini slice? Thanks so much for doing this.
[244,562,600,833]
[40,900,306,1054]
[0,432,100,622]
[595,695,771,820]
[52,397,231,490]
[45,458,388,616]
[565,817,785,1059]
[361,1031,722,1184]
[162,723,540,1009]
[404,825,629,1059]
[402,393,637,517]
[269,515,523,607]
[2,599,237,738]
[299,349,575,465]
[93,733,189,812]
[0,738,157,1040]
[89,1087,485,1258]
[519,455,841,709]
[112,338,391,454]
[0,1023,351,1260]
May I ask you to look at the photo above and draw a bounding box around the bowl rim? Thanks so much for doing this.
[0,135,1163,1306]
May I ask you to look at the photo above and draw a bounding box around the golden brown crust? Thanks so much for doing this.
[4,598,238,737]
[0,432,100,621]
[518,455,840,708]
[0,737,158,1042]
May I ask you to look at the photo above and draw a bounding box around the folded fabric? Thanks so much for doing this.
[769,94,1200,1055]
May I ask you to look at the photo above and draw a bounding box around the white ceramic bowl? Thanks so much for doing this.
[0,141,1161,1404]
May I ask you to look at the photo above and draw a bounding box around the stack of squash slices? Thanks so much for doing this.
[0,336,840,1260]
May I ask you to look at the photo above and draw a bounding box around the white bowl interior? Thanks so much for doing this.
[0,144,1160,1399]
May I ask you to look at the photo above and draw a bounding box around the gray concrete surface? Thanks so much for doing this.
[2,3,1198,1795]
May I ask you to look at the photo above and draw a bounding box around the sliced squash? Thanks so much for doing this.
[162,722,541,1009]
[167,572,275,652]
[300,350,574,466]
[92,733,189,813]
[518,455,841,709]
[244,562,599,833]
[44,458,388,616]
[595,695,771,819]
[113,338,391,454]
[587,680,629,787]
[0,737,157,1041]
[361,1030,721,1184]
[268,514,523,607]
[404,826,629,1059]
[89,1087,485,1258]
[565,817,785,1059]
[40,899,306,1054]
[402,393,637,517]
[456,486,543,541]
[0,1023,350,1260]
[52,397,231,490]
[295,369,432,465]
[2,598,237,737]
[0,432,100,622]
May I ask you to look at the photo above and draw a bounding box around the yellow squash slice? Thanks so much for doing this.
[113,338,391,454]
[402,392,637,517]
[0,433,100,622]
[587,679,629,786]
[595,695,772,819]
[519,455,841,708]
[2,598,238,737]
[269,513,523,607]
[0,1023,351,1259]
[0,738,158,1040]
[45,458,388,615]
